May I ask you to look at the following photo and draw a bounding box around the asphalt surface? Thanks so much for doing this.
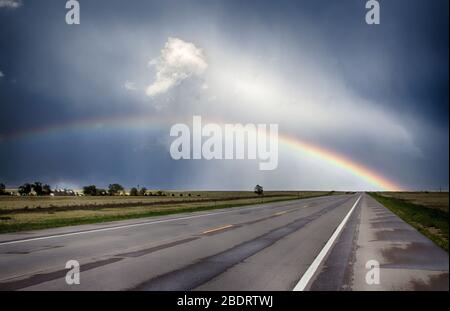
[0,193,447,291]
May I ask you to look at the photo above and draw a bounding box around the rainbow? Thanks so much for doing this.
[0,114,403,191]
[280,134,401,191]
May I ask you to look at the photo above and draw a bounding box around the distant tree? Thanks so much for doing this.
[130,187,139,196]
[42,184,52,195]
[83,185,98,196]
[97,189,108,196]
[32,182,44,196]
[139,187,147,196]
[0,183,5,195]
[108,184,124,196]
[254,185,264,195]
[18,183,32,196]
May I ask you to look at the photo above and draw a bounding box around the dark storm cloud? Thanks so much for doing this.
[218,0,449,124]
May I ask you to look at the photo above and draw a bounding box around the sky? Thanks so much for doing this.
[0,0,448,191]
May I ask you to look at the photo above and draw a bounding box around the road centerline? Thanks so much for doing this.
[274,211,288,216]
[202,225,234,235]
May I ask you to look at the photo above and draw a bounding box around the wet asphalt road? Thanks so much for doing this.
[0,193,447,291]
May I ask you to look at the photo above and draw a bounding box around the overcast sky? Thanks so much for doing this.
[0,0,448,191]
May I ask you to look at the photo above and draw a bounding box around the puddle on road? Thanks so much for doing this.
[410,273,449,291]
[374,229,427,243]
[2,245,64,255]
[380,242,448,270]
[370,220,407,229]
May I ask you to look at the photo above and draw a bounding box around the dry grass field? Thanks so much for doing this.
[379,192,449,213]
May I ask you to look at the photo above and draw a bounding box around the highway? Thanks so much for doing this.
[0,193,447,291]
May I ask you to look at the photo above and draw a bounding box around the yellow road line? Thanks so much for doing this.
[275,211,288,216]
[275,208,298,216]
[202,224,234,235]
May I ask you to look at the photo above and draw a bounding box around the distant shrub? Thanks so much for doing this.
[130,188,139,196]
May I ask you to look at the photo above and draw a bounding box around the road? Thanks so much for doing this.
[0,193,447,291]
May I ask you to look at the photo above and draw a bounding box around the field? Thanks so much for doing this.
[376,192,449,213]
[0,191,343,234]
[369,192,449,252]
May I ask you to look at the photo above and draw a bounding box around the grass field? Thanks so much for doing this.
[369,192,449,252]
[0,191,320,211]
[0,191,343,234]
[377,192,449,213]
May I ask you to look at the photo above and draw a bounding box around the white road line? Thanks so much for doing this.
[0,196,327,246]
[292,195,362,291]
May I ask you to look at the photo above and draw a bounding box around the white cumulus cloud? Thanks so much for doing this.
[146,37,208,97]
[0,70,4,78]
[0,0,22,9]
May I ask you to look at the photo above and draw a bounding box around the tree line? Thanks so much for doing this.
[82,184,148,196]
[0,182,149,197]
[0,182,52,196]
[1,182,264,197]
